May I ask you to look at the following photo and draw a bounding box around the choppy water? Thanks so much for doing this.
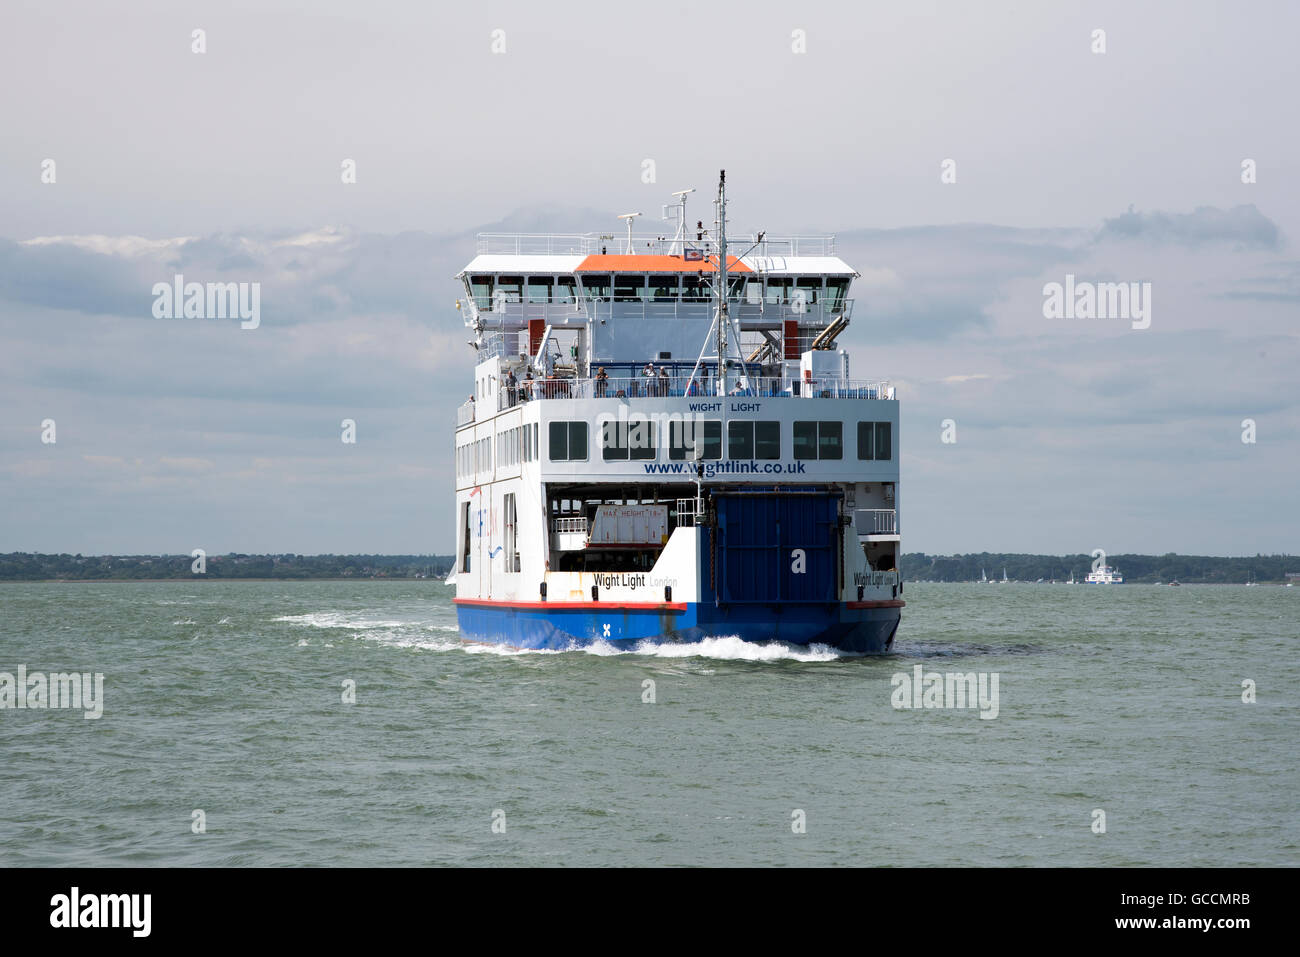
[1,582,1295,866]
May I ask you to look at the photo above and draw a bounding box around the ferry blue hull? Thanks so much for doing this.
[454,601,901,653]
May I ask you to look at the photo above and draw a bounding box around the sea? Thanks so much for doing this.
[1,581,1295,867]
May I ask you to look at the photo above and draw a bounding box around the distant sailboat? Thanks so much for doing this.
[1002,567,1009,583]
[1067,570,1076,585]
[980,568,988,583]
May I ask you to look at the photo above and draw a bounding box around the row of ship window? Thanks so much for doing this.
[455,424,541,478]
[457,420,891,476]
[468,274,850,306]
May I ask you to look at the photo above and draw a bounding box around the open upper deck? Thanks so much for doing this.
[473,231,839,258]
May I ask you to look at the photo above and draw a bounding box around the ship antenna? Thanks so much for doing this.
[617,212,642,254]
[667,188,695,255]
[716,171,727,395]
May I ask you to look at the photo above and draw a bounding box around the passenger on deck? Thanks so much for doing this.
[505,369,518,406]
[595,367,609,397]
[521,371,534,401]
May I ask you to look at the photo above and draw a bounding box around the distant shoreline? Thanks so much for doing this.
[1,552,1291,585]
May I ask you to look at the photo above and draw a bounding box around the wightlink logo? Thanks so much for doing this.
[1042,274,1151,330]
[152,273,261,329]
[0,666,104,719]
[50,887,151,937]
[891,665,999,719]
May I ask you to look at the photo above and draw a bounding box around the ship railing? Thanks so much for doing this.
[466,298,852,326]
[586,298,852,325]
[855,508,898,535]
[552,516,588,535]
[475,232,837,257]
[567,376,894,400]
[456,399,476,427]
[481,369,895,408]
[675,497,706,527]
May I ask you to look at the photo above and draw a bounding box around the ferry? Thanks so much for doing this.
[1085,565,1123,584]
[450,172,902,652]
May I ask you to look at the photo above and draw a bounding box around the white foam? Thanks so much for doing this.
[613,635,845,662]
[277,611,846,662]
[466,634,846,661]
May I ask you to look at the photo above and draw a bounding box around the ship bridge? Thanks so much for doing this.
[456,231,860,377]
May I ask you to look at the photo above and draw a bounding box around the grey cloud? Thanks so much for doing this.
[1096,205,1281,249]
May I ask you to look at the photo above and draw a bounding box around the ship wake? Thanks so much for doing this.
[276,611,851,661]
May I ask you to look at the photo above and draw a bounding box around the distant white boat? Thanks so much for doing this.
[1002,567,1009,583]
[1085,564,1123,584]
[444,569,456,585]
[980,568,988,583]
[1067,571,1076,585]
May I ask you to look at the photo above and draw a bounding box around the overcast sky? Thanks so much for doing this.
[1,0,1296,556]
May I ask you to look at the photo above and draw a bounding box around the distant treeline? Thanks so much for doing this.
[2,552,1294,584]
[903,553,1298,584]
[0,553,456,582]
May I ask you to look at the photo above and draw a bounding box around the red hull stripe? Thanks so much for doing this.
[454,597,688,613]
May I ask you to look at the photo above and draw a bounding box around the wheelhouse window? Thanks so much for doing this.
[794,421,841,460]
[580,274,610,299]
[496,275,523,304]
[858,421,891,460]
[555,276,577,304]
[681,276,709,302]
[614,274,646,302]
[765,277,791,304]
[649,274,679,301]
[602,417,656,460]
[527,277,552,304]
[548,421,588,461]
[796,277,822,305]
[469,275,493,309]
[669,419,721,460]
[826,278,849,312]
